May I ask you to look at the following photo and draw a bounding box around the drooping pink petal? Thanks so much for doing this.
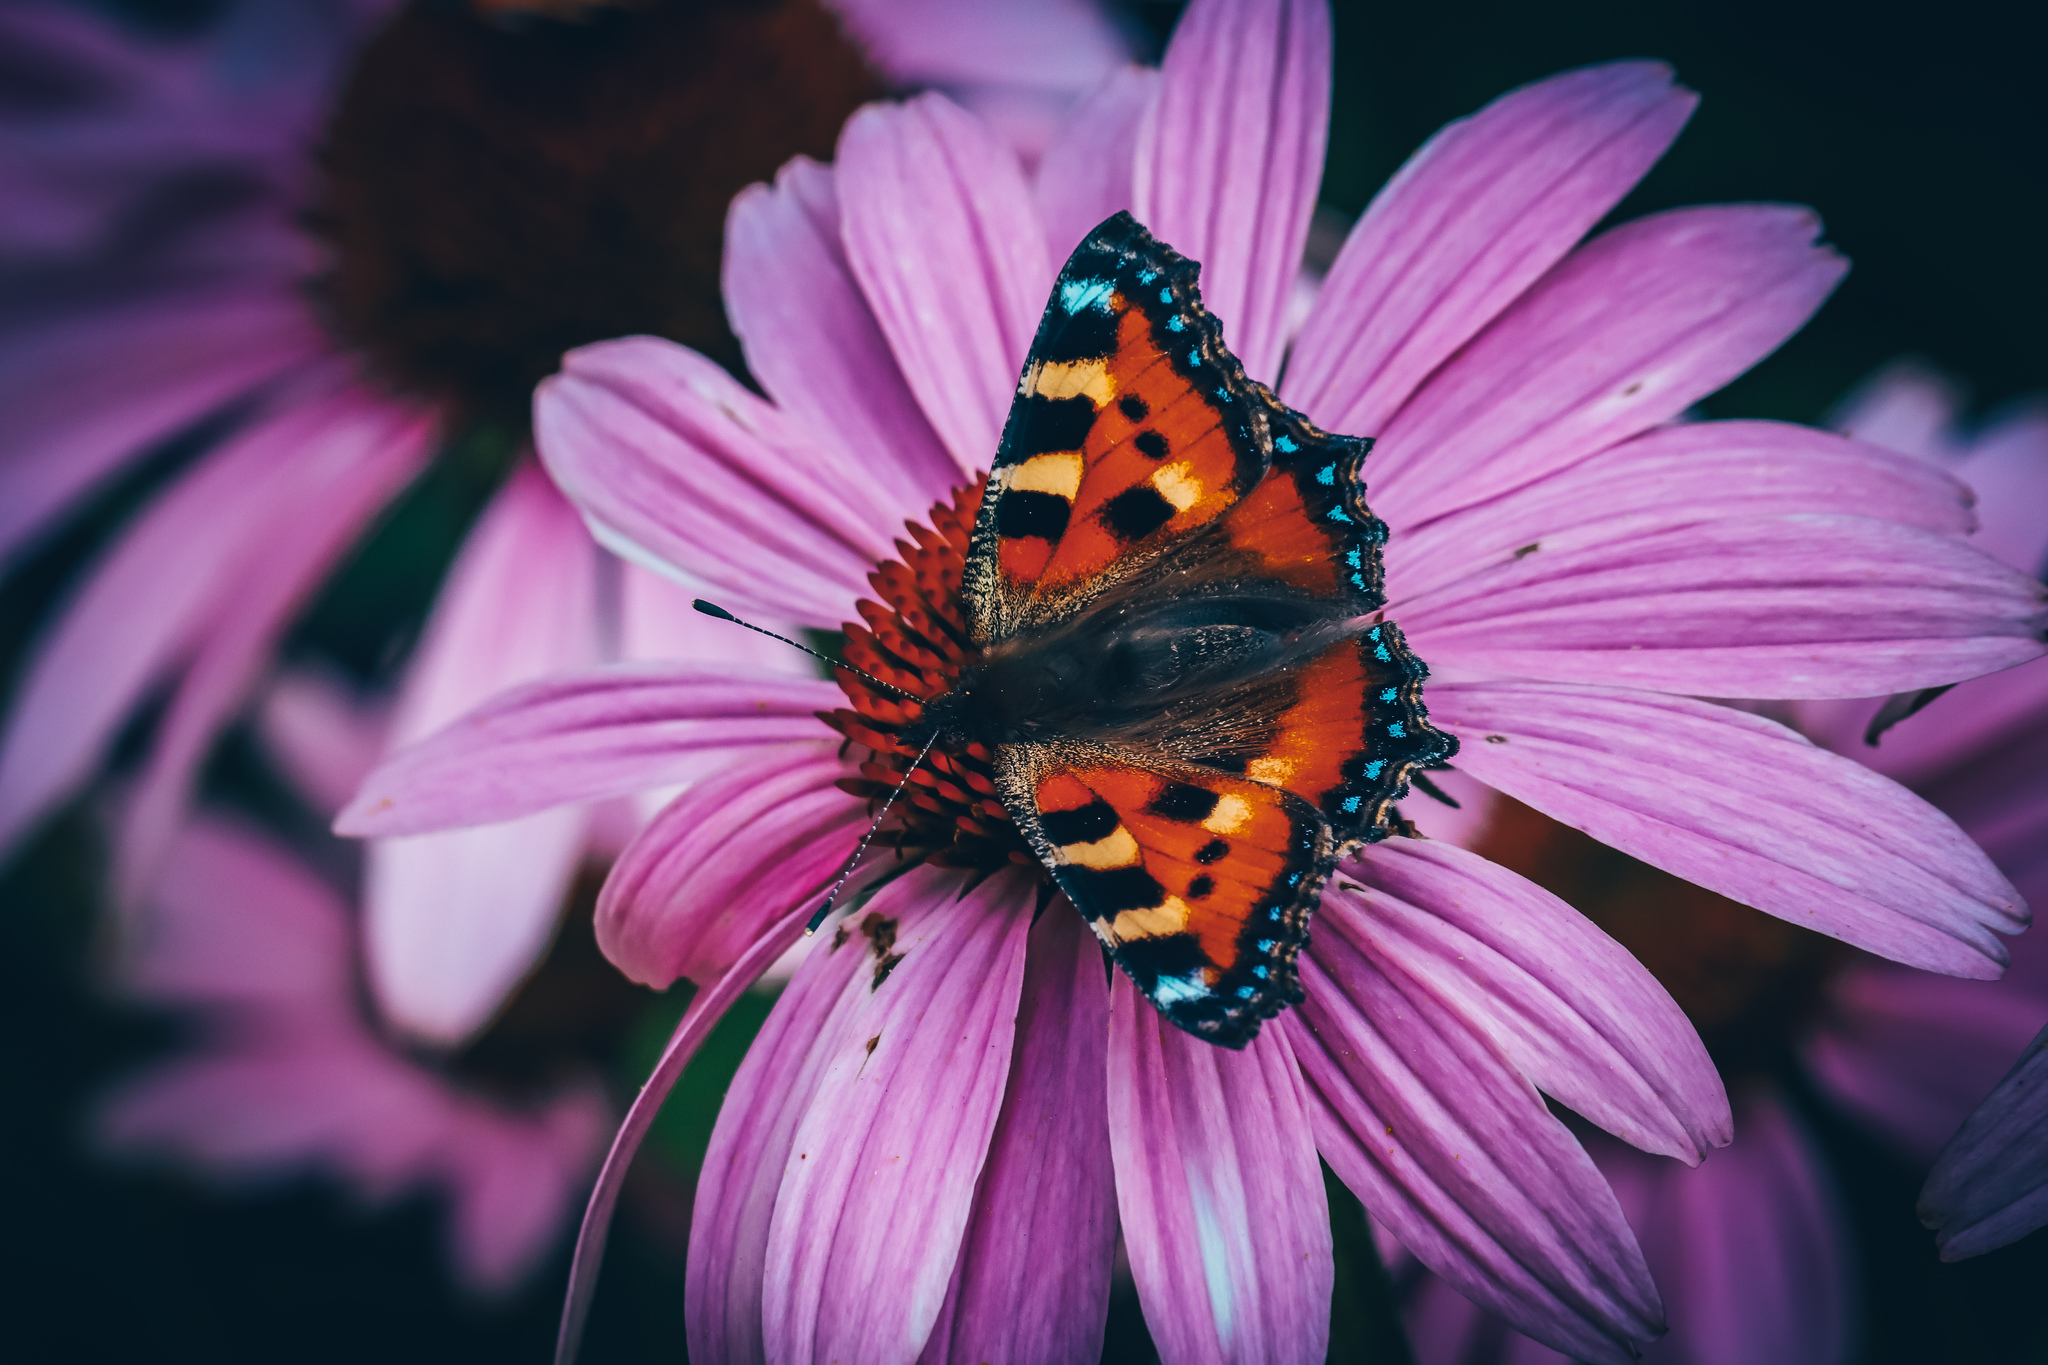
[596,744,865,988]
[1920,1021,2048,1260]
[1433,681,2026,976]
[256,668,389,818]
[1397,513,2046,699]
[1035,64,1158,266]
[1290,932,1661,1365]
[1284,61,1695,436]
[1331,838,1728,1163]
[1132,0,1328,386]
[919,902,1118,1365]
[562,898,817,1365]
[535,337,902,628]
[1385,419,1977,606]
[1369,206,1847,532]
[724,156,958,509]
[115,389,435,899]
[364,460,602,1044]
[764,868,1036,1365]
[1804,957,2048,1162]
[334,665,840,838]
[686,894,888,1365]
[835,92,1052,476]
[0,376,373,856]
[0,290,325,565]
[1108,974,1333,1365]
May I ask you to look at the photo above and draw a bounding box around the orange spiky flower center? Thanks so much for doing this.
[819,478,1034,872]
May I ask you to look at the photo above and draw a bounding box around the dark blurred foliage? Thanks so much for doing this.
[6,0,2048,1361]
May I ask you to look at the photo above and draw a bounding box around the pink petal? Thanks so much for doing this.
[124,816,353,1011]
[723,156,958,509]
[763,868,1037,1365]
[1370,206,1847,533]
[363,461,602,1044]
[334,665,840,838]
[115,388,435,899]
[1920,1021,2048,1260]
[617,562,820,675]
[1107,974,1333,1365]
[1332,838,1728,1163]
[1035,64,1158,266]
[1399,514,2047,700]
[828,0,1128,95]
[1953,403,2048,578]
[1386,418,1978,606]
[439,1086,608,1296]
[596,745,865,989]
[1132,0,1328,385]
[0,290,325,565]
[835,92,1051,477]
[919,902,1118,1365]
[535,337,902,629]
[1826,359,1963,459]
[1284,62,1694,436]
[1290,939,1661,1365]
[562,897,817,1363]
[686,887,895,1365]
[1433,680,2026,976]
[256,668,389,818]
[1805,958,2048,1162]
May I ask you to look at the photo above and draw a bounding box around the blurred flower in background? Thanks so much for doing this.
[1394,361,2048,1365]
[0,0,1134,1299]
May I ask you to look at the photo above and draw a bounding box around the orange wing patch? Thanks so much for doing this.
[1008,751,1329,1046]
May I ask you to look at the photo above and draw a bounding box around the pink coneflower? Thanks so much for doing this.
[339,1,2045,1358]
[98,812,609,1294]
[0,0,1133,1045]
[1390,362,2048,1364]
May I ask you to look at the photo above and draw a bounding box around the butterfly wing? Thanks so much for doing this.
[996,743,1332,1047]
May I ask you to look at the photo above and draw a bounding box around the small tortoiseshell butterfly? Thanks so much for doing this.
[875,211,1456,1048]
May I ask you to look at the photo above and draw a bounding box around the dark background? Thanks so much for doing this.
[5,0,2047,1361]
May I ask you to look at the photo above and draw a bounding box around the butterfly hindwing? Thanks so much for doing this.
[996,745,1333,1046]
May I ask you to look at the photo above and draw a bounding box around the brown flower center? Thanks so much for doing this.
[819,480,1035,872]
[312,0,881,425]
[1471,796,1850,1078]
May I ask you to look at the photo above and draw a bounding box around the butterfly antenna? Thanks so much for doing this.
[691,599,921,701]
[806,727,941,934]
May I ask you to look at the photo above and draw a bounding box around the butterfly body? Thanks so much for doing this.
[892,212,1455,1048]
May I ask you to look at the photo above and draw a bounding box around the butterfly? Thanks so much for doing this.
[894,210,1456,1048]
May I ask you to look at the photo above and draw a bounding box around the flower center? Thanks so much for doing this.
[312,0,881,425]
[820,479,1037,872]
[1472,797,1849,1078]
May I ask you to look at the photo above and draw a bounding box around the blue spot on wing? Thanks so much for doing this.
[1167,316,1185,332]
[1389,722,1407,738]
[1059,278,1115,314]
[1316,463,1335,485]
[1327,507,1353,523]
[1380,688,1398,702]
[1364,760,1385,779]
[1159,287,1174,303]
[1275,435,1299,453]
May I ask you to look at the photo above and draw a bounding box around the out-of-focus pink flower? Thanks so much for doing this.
[0,0,1136,1045]
[97,814,609,1294]
[1395,361,2048,1364]
[342,1,2043,1358]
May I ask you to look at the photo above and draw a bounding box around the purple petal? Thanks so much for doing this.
[114,390,435,899]
[559,897,816,1364]
[1399,514,2047,699]
[1433,680,2026,976]
[438,1087,610,1296]
[919,902,1117,1365]
[1133,0,1329,385]
[1035,64,1158,266]
[1284,62,1694,436]
[1805,957,2048,1162]
[256,669,389,819]
[596,745,865,989]
[1954,403,2048,579]
[535,338,905,629]
[334,665,840,838]
[1921,1021,2048,1260]
[1827,358,1963,460]
[724,156,959,508]
[836,92,1052,477]
[365,461,603,1044]
[1107,974,1333,1365]
[1290,934,1661,1365]
[0,290,324,565]
[1370,206,1847,533]
[828,0,1129,95]
[762,868,1036,1365]
[1387,418,1978,606]
[1332,838,1729,1163]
